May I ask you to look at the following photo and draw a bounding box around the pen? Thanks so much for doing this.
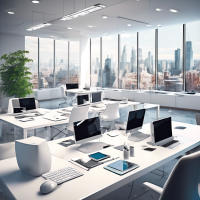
[100,157,119,164]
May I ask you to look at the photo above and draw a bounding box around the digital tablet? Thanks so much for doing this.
[89,152,110,162]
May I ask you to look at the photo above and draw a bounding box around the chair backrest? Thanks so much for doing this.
[101,102,120,121]
[0,142,15,160]
[59,86,67,98]
[7,98,39,114]
[160,151,200,200]
[195,113,200,125]
[67,105,90,132]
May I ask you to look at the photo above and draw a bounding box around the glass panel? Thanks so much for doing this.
[158,25,183,92]
[119,33,137,90]
[55,40,68,87]
[39,38,54,88]
[69,41,80,83]
[139,30,155,90]
[91,38,101,87]
[25,36,38,89]
[185,20,200,92]
[102,35,118,88]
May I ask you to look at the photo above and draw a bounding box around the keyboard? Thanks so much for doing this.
[42,167,83,185]
[162,140,180,149]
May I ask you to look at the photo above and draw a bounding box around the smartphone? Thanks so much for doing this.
[89,152,110,162]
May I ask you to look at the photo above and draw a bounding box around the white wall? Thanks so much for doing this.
[0,33,25,112]
[80,36,90,88]
[0,33,25,64]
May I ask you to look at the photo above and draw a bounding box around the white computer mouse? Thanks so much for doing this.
[80,157,91,163]
[40,180,57,194]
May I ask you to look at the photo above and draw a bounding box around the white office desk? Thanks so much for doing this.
[0,121,200,200]
[66,89,103,95]
[0,108,69,139]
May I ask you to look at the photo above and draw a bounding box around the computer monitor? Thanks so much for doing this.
[66,83,79,90]
[151,117,173,145]
[91,92,102,103]
[77,94,89,106]
[19,98,36,111]
[74,117,102,144]
[126,109,149,142]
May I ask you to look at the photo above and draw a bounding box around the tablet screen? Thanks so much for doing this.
[108,160,136,172]
[89,152,108,160]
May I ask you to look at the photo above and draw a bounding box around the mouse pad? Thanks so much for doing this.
[58,139,75,147]
[174,126,187,130]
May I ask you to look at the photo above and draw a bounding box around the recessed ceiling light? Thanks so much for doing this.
[157,24,162,27]
[146,24,151,27]
[127,24,131,26]
[50,36,54,37]
[87,35,90,36]
[169,9,178,13]
[102,16,107,19]
[32,0,40,3]
[136,0,140,1]
[68,27,72,29]
[88,25,93,28]
[8,12,15,14]
[156,8,162,11]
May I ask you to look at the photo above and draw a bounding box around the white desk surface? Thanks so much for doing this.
[0,108,69,130]
[66,89,103,94]
[0,121,200,200]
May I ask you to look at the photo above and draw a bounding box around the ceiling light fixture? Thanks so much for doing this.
[88,25,93,28]
[102,16,107,19]
[87,35,90,36]
[26,23,52,31]
[8,12,15,14]
[50,36,54,37]
[68,27,72,29]
[157,24,162,27]
[169,9,178,13]
[60,4,106,21]
[127,24,131,26]
[32,0,40,3]
[146,24,151,27]
[156,8,162,11]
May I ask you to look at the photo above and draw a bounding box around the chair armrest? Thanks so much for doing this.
[143,182,163,195]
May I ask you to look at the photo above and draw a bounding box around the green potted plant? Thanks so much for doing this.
[0,50,33,98]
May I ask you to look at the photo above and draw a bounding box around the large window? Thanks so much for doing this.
[102,35,118,88]
[69,41,80,83]
[158,25,183,92]
[139,30,155,90]
[55,40,68,87]
[119,33,137,89]
[25,36,38,89]
[91,38,101,87]
[185,20,200,92]
[39,38,54,88]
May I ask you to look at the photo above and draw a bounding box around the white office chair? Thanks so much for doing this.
[59,86,68,106]
[195,113,200,125]
[51,105,90,140]
[143,151,200,200]
[100,103,120,131]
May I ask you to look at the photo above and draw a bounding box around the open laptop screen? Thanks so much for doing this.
[66,83,79,90]
[19,98,36,110]
[91,92,101,103]
[153,117,172,143]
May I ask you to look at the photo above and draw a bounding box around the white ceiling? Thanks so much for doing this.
[0,0,200,40]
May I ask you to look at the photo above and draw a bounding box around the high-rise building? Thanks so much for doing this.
[103,56,112,87]
[175,48,180,75]
[130,47,136,72]
[121,45,127,63]
[186,41,194,71]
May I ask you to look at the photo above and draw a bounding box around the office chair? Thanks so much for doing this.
[59,86,68,106]
[51,105,90,140]
[100,103,120,131]
[195,113,200,125]
[143,151,200,200]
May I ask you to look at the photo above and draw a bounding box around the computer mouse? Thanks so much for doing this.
[40,180,57,194]
[80,157,91,163]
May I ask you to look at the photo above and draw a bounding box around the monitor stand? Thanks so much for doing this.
[76,141,109,154]
[128,129,150,142]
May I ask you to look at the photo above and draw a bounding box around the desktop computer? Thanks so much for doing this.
[77,94,90,106]
[126,109,149,142]
[74,117,109,153]
[66,83,79,90]
[19,97,36,111]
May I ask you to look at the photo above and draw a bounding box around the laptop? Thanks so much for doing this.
[150,117,180,149]
[90,92,105,108]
